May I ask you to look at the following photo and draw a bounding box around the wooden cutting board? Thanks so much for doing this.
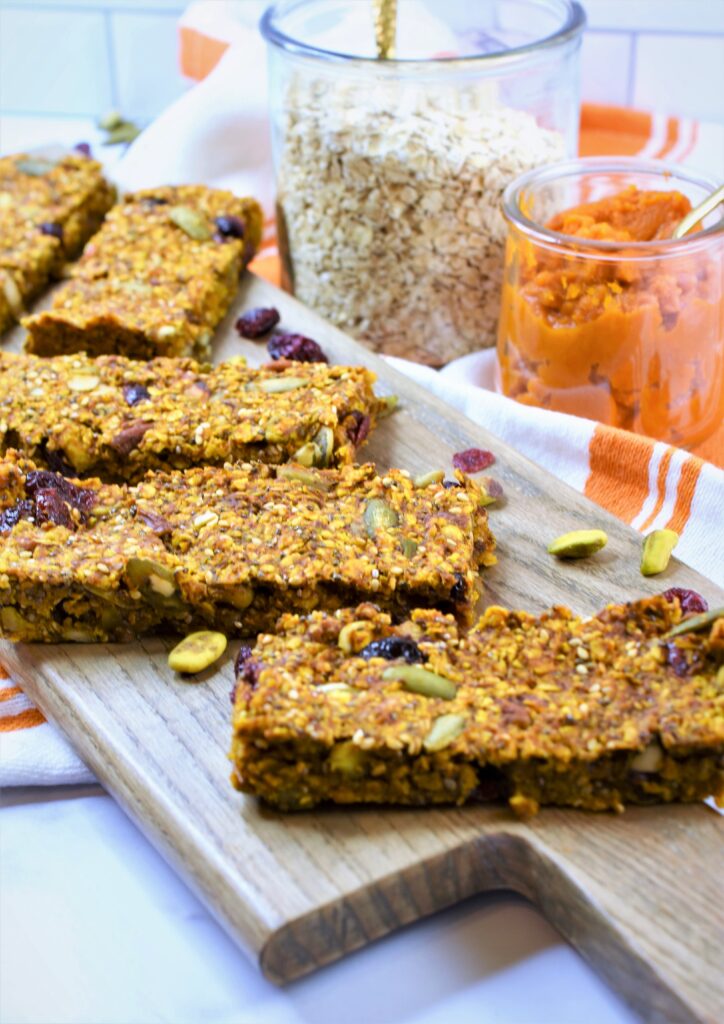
[2,274,722,1024]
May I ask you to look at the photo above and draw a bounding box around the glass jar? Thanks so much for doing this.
[497,158,724,448]
[261,0,585,365]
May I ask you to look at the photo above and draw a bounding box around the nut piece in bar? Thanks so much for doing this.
[230,596,724,816]
[23,185,264,359]
[0,151,115,334]
[0,352,385,481]
[0,452,495,642]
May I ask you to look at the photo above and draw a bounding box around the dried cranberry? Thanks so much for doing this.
[442,479,463,489]
[122,382,151,406]
[662,588,708,616]
[234,644,253,676]
[450,572,467,604]
[214,215,245,241]
[452,448,495,473]
[74,142,92,157]
[358,636,425,663]
[34,488,73,529]
[664,641,703,678]
[235,307,280,339]
[346,411,371,447]
[24,471,95,520]
[241,657,261,688]
[135,507,172,536]
[110,421,152,455]
[40,222,63,241]
[0,500,35,533]
[267,332,328,364]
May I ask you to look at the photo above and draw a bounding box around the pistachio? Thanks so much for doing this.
[276,464,331,490]
[364,498,398,536]
[663,607,724,639]
[383,664,457,700]
[168,205,212,241]
[258,376,308,394]
[400,537,418,558]
[16,157,56,176]
[630,741,664,774]
[291,442,321,467]
[313,426,335,467]
[168,631,227,674]
[337,620,372,654]
[423,713,467,752]
[640,529,679,576]
[329,740,366,777]
[413,470,444,488]
[547,529,608,559]
[378,394,399,417]
[67,375,100,392]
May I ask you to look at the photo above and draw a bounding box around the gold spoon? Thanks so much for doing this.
[373,0,397,59]
[672,183,724,239]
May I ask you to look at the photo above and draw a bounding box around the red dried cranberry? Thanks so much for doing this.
[450,572,467,604]
[664,641,704,678]
[34,488,74,529]
[267,332,328,364]
[25,471,95,520]
[135,507,172,536]
[40,222,63,241]
[662,588,708,615]
[214,215,245,241]
[110,421,152,455]
[122,382,151,406]
[235,307,280,339]
[74,142,92,157]
[241,657,261,688]
[234,644,253,677]
[346,411,371,447]
[358,636,424,663]
[452,448,495,473]
[0,500,35,533]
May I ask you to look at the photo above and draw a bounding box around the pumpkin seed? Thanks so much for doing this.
[383,664,457,700]
[400,537,418,558]
[258,376,308,394]
[413,470,444,488]
[168,205,212,241]
[291,442,321,467]
[313,426,335,467]
[276,464,331,490]
[640,529,679,576]
[423,713,467,752]
[547,529,608,559]
[663,607,723,639]
[168,630,227,674]
[364,498,398,536]
[67,375,100,392]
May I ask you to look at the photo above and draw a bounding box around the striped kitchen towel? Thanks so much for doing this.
[1,30,722,784]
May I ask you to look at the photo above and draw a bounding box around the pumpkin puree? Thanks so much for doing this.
[497,186,723,446]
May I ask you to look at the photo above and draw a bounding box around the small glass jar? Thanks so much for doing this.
[261,0,585,365]
[497,158,724,448]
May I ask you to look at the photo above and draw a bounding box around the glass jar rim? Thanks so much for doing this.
[502,156,724,257]
[260,0,586,68]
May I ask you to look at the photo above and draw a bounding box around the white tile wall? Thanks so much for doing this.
[0,1,722,123]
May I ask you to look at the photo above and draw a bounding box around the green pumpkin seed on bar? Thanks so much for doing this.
[313,426,335,467]
[276,464,331,490]
[413,470,444,488]
[663,607,723,639]
[383,664,457,700]
[291,442,321,467]
[168,205,212,241]
[423,713,467,752]
[258,376,308,394]
[364,498,398,536]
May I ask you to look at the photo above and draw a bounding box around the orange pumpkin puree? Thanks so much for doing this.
[497,186,723,447]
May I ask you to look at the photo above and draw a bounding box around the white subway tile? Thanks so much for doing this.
[581,0,724,33]
[0,7,113,117]
[580,31,632,106]
[111,11,189,120]
[634,33,724,121]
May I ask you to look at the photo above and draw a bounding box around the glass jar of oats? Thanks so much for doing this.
[261,0,584,365]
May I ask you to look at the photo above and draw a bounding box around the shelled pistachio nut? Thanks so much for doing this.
[640,529,678,576]
[547,529,608,559]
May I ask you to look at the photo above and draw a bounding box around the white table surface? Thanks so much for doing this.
[0,114,641,1024]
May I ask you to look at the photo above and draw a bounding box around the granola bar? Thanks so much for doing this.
[230,596,724,816]
[0,352,384,481]
[0,452,495,642]
[0,151,115,334]
[23,185,263,359]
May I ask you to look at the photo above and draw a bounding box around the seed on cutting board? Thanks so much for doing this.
[547,529,608,559]
[640,529,679,576]
[382,664,457,699]
[168,631,228,674]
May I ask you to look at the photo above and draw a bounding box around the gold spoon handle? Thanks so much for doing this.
[373,0,397,59]
[672,182,724,239]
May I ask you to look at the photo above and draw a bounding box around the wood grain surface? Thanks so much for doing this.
[2,274,722,1024]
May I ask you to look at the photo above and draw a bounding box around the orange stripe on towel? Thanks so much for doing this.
[639,448,674,532]
[0,708,46,731]
[665,456,703,534]
[584,425,654,524]
[0,685,23,702]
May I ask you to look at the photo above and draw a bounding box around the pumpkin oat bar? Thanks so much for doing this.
[0,151,115,334]
[0,452,495,642]
[230,596,724,816]
[23,185,263,359]
[0,352,384,482]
